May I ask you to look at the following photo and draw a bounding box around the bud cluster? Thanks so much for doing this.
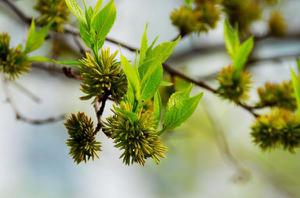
[35,0,70,32]
[79,49,127,102]
[0,33,30,79]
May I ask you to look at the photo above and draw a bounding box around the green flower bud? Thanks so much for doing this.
[170,1,221,35]
[64,112,101,164]
[0,33,30,79]
[251,109,300,152]
[268,11,287,37]
[35,0,70,32]
[257,81,296,110]
[79,48,127,102]
[217,66,251,103]
[103,103,167,165]
[223,0,262,35]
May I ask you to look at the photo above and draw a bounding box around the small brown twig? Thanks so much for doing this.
[93,94,110,136]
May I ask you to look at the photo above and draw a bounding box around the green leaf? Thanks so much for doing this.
[65,0,85,22]
[91,0,116,51]
[138,38,179,101]
[233,37,254,73]
[147,38,180,64]
[140,61,163,100]
[291,69,300,118]
[153,91,162,125]
[27,56,81,67]
[297,58,300,72]
[139,39,179,80]
[184,0,194,7]
[162,86,203,131]
[79,22,92,47]
[224,19,240,60]
[160,81,173,87]
[120,55,140,100]
[95,0,103,12]
[24,21,49,54]
[139,25,148,65]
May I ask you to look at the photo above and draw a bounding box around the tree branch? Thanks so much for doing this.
[1,77,65,125]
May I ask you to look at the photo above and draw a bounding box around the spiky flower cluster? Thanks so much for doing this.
[0,33,30,79]
[64,112,101,164]
[223,0,262,35]
[251,109,300,152]
[257,81,296,110]
[79,49,127,102]
[217,66,251,103]
[103,103,167,166]
[34,0,70,32]
[268,11,287,37]
[170,0,221,35]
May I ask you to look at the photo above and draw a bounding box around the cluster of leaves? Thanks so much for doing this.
[170,0,222,35]
[102,28,202,165]
[0,21,49,79]
[216,20,253,103]
[63,0,202,165]
[171,0,286,36]
[35,0,70,32]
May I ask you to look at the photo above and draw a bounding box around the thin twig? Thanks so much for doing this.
[93,94,109,136]
[1,0,31,23]
[1,77,65,125]
[202,99,251,183]
[12,81,41,103]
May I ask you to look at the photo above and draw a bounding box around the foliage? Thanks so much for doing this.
[0,21,49,79]
[1,0,300,166]
[62,0,202,165]
[35,0,70,32]
[216,21,253,103]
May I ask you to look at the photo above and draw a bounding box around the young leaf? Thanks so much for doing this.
[147,38,180,64]
[27,56,81,67]
[24,21,49,54]
[224,19,239,60]
[94,0,103,12]
[65,0,85,22]
[291,68,300,118]
[139,39,179,80]
[162,86,203,131]
[233,37,254,73]
[91,0,116,50]
[297,58,300,72]
[160,81,173,87]
[153,91,162,124]
[120,55,140,100]
[184,0,194,7]
[139,25,148,65]
[140,60,163,100]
